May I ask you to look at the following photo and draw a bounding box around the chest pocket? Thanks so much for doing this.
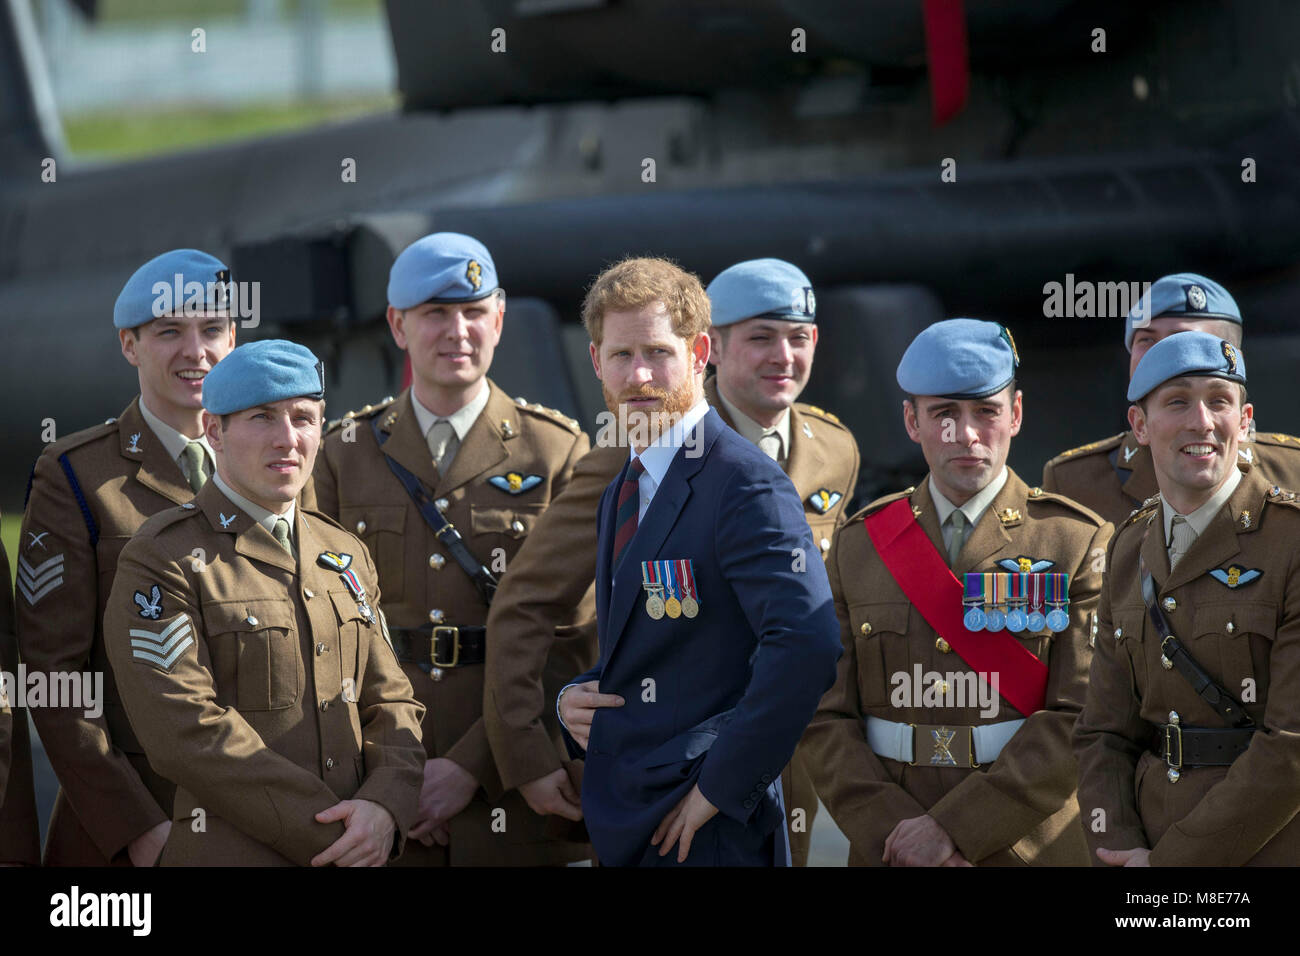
[339,504,405,603]
[471,502,546,544]
[847,601,910,709]
[1108,607,1148,699]
[1191,601,1276,713]
[202,599,300,711]
[328,588,370,684]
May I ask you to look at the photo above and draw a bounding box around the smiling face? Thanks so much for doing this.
[709,318,817,427]
[904,387,1022,506]
[589,302,709,452]
[121,312,236,433]
[1129,376,1252,513]
[206,397,323,514]
[388,293,503,408]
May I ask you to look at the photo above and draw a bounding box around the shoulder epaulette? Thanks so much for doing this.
[513,397,582,434]
[1254,432,1300,449]
[45,418,120,458]
[137,501,203,539]
[797,403,846,427]
[1024,485,1107,526]
[1266,485,1300,507]
[1044,432,1127,466]
[326,395,396,434]
[1118,497,1161,532]
[862,485,917,515]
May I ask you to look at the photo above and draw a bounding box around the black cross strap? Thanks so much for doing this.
[1139,552,1254,729]
[370,416,499,606]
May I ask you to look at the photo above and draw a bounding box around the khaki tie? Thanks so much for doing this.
[1168,515,1196,570]
[181,442,208,493]
[758,431,782,462]
[947,510,968,566]
[272,517,294,558]
[427,420,457,470]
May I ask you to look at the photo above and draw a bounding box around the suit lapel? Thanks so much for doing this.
[1119,432,1158,509]
[910,480,947,558]
[603,410,718,667]
[120,398,199,506]
[954,472,1023,571]
[434,381,512,497]
[378,390,441,492]
[785,406,827,503]
[1162,469,1263,593]
[198,483,297,574]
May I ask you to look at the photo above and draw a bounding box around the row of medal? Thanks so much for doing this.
[641,559,700,620]
[963,572,1070,633]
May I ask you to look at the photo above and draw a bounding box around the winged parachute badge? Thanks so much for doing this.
[807,489,842,514]
[1209,565,1262,589]
[489,472,542,495]
[997,556,1055,574]
[134,585,163,620]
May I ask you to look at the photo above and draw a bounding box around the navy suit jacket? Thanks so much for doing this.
[562,408,841,866]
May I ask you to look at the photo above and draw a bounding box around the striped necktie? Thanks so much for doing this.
[611,457,646,573]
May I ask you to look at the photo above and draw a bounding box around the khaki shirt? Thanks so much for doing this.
[483,374,860,863]
[1043,430,1300,528]
[16,397,194,864]
[1074,464,1300,865]
[103,482,425,866]
[802,468,1112,865]
[311,379,591,865]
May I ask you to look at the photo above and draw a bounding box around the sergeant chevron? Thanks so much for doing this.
[0,664,103,719]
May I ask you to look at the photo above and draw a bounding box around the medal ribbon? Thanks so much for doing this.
[678,559,697,601]
[340,568,365,601]
[642,561,658,592]
[989,572,1005,610]
[963,573,982,605]
[1011,571,1025,608]
[658,560,677,603]
[1047,572,1069,607]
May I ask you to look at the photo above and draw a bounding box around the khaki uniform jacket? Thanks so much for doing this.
[803,468,1112,865]
[16,398,194,864]
[103,482,425,866]
[1074,465,1300,865]
[1043,430,1300,528]
[484,375,860,865]
[312,380,590,866]
[0,528,41,865]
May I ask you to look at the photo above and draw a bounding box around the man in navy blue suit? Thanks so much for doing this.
[557,257,841,866]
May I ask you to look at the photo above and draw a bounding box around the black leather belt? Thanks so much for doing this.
[390,625,486,670]
[1151,723,1255,769]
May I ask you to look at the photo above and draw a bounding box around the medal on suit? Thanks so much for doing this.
[641,562,666,620]
[1005,571,1028,632]
[962,573,986,631]
[677,559,699,618]
[1026,572,1047,632]
[660,560,683,618]
[318,552,374,624]
[1045,572,1071,633]
[983,572,1006,631]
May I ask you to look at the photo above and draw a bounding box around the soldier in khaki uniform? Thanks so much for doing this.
[1074,333,1300,866]
[312,233,590,866]
[17,249,237,866]
[105,340,425,866]
[804,319,1111,866]
[0,531,41,865]
[485,259,859,866]
[1043,273,1300,527]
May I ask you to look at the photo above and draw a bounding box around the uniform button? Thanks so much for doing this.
[860,622,871,635]
[937,680,949,696]
[429,554,446,570]
[355,520,366,534]
[304,588,314,599]
[511,519,525,534]
[316,642,326,656]
[820,537,831,552]
[319,699,329,711]
[325,757,335,769]
[743,799,754,809]
[430,667,444,682]
[1114,627,1123,639]
[1226,621,1235,634]
[435,498,449,511]
[1162,597,1177,612]
[761,773,771,783]
[245,615,258,626]
[935,637,950,653]
[429,609,445,624]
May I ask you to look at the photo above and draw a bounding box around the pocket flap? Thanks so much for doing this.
[848,601,910,636]
[201,599,297,633]
[1192,601,1276,640]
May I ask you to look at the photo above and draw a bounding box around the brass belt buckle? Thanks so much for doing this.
[1164,723,1183,770]
[910,723,973,768]
[431,626,461,668]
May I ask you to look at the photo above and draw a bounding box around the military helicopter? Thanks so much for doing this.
[3,0,1300,515]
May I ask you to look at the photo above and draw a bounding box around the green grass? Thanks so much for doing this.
[62,95,399,159]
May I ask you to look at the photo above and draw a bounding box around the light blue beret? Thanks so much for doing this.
[387,232,499,309]
[706,258,816,327]
[1124,272,1241,351]
[202,340,325,415]
[1127,331,1246,402]
[113,249,230,329]
[896,318,1020,399]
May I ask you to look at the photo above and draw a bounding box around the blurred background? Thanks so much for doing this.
[6,0,1300,865]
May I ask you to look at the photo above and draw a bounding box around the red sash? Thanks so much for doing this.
[863,498,1048,716]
